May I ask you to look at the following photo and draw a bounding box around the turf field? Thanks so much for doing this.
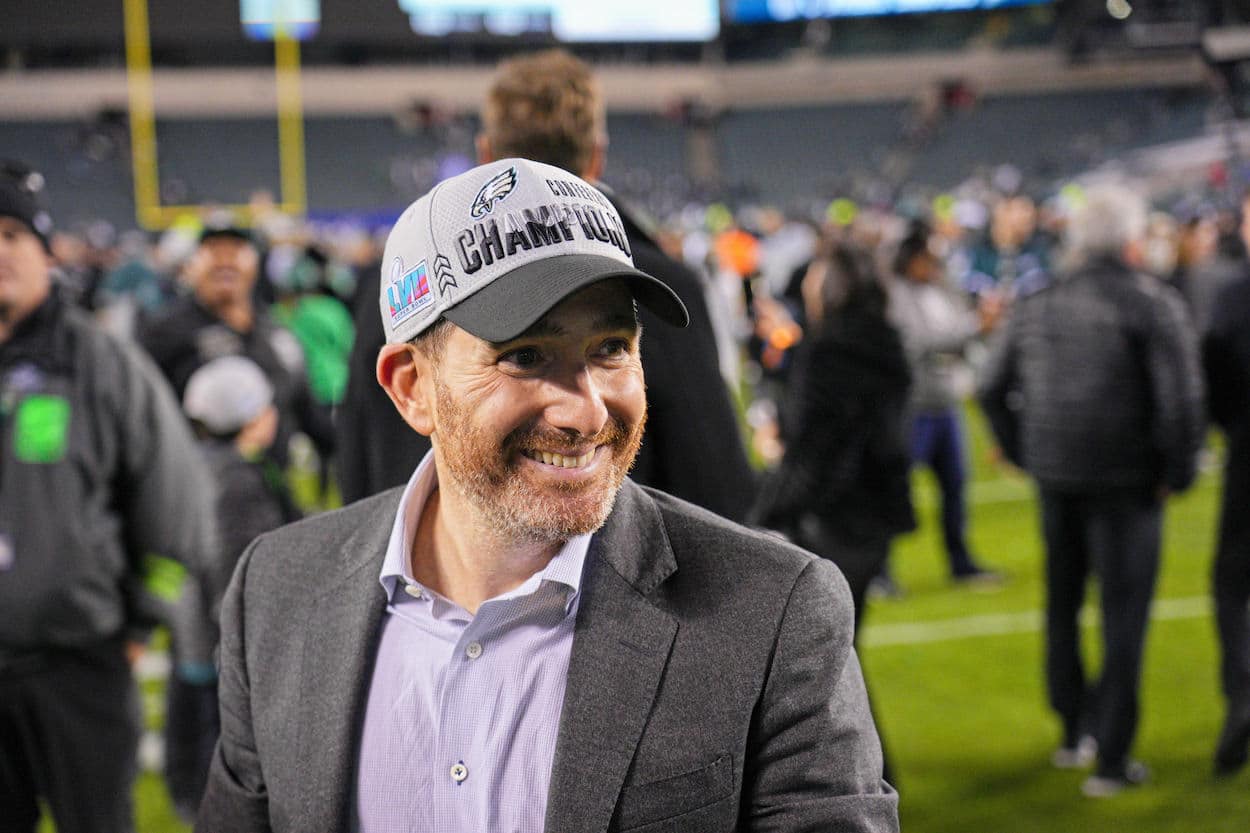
[863,408,1246,833]
[44,408,1247,832]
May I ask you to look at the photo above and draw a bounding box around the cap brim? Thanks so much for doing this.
[200,227,256,246]
[442,253,689,343]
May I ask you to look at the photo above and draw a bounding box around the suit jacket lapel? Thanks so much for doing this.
[545,481,679,833]
[295,493,399,828]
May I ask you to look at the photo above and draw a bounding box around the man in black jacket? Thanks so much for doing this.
[1204,201,1250,775]
[979,183,1204,797]
[337,265,432,505]
[0,164,215,832]
[471,49,756,521]
[140,226,335,469]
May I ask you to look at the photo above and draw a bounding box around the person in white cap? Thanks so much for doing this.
[198,159,897,833]
[166,356,298,821]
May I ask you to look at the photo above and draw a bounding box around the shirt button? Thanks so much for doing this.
[404,584,423,600]
[450,762,468,783]
[465,641,483,660]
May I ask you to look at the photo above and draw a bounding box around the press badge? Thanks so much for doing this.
[13,394,70,464]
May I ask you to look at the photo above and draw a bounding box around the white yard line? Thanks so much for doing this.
[863,595,1212,648]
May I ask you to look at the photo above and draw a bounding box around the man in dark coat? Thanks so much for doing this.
[475,48,756,521]
[0,163,215,833]
[337,265,432,505]
[980,183,1204,797]
[139,225,335,468]
[338,52,756,518]
[1203,206,1250,775]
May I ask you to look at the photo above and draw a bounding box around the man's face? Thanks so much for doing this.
[0,216,53,328]
[190,235,259,311]
[906,251,941,284]
[428,280,646,543]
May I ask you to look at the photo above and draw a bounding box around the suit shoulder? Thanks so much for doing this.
[244,487,402,575]
[643,486,818,579]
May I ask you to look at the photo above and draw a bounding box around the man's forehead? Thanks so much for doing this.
[200,236,256,254]
[0,215,33,233]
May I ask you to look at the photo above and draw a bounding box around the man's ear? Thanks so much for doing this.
[377,343,436,436]
[476,133,494,164]
[583,140,606,183]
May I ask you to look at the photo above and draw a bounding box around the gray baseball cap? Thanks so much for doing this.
[379,158,688,344]
[183,356,274,435]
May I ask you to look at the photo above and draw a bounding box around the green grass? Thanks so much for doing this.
[46,406,1248,831]
[861,407,1247,832]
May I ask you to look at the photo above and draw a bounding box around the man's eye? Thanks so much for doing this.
[598,338,630,357]
[500,347,543,368]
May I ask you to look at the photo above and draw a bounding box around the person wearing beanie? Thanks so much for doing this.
[197,159,896,832]
[0,163,216,832]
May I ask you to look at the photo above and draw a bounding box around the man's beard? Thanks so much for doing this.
[432,376,644,544]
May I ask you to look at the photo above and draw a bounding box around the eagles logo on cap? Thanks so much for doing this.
[470,166,518,218]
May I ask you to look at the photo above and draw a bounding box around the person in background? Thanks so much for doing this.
[139,224,335,469]
[338,49,758,519]
[270,244,356,500]
[755,240,914,625]
[1172,209,1241,338]
[270,244,356,412]
[979,182,1204,797]
[1203,195,1250,777]
[0,161,215,833]
[961,193,1051,299]
[476,48,757,521]
[888,221,1003,586]
[162,355,301,820]
[752,240,914,784]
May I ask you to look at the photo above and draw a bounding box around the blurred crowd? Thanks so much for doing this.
[3,47,1250,831]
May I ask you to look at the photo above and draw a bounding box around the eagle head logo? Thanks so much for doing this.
[470,166,518,219]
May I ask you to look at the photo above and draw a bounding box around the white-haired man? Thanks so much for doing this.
[979,183,1204,797]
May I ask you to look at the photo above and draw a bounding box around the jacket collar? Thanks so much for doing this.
[544,479,680,832]
[295,488,401,828]
[0,292,70,373]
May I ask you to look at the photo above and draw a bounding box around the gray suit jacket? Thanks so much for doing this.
[197,480,898,832]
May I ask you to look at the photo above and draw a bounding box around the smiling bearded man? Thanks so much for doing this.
[429,284,647,544]
[197,159,898,833]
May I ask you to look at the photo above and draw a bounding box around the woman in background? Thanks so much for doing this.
[756,241,915,629]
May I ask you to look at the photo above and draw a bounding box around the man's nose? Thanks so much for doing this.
[544,364,609,439]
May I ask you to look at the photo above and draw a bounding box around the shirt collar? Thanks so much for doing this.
[378,449,591,612]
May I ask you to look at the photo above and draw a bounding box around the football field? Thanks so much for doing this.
[863,409,1247,833]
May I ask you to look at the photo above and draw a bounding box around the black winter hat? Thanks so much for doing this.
[893,221,933,276]
[0,161,53,252]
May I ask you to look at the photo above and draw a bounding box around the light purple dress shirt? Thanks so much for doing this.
[355,451,589,833]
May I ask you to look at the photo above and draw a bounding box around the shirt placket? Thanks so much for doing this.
[432,599,511,832]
